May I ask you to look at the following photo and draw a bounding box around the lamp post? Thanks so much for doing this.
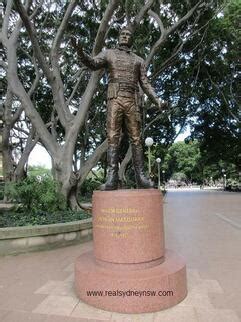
[156,158,161,189]
[145,137,154,177]
[222,169,226,190]
[162,170,166,189]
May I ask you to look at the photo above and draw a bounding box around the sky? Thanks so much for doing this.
[28,145,52,168]
[28,127,191,169]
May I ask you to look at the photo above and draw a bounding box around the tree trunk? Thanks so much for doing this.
[68,186,81,211]
[119,146,132,183]
[2,124,14,182]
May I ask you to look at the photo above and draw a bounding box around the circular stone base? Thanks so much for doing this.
[75,250,187,313]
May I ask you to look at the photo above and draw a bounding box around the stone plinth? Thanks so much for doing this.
[93,189,165,263]
[75,189,187,313]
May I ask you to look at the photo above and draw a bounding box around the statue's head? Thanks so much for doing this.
[118,27,133,48]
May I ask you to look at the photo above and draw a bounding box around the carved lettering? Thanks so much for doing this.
[100,207,138,214]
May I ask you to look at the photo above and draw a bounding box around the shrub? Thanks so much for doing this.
[5,175,67,214]
[0,210,90,228]
[226,179,241,192]
[0,182,4,200]
[80,177,103,198]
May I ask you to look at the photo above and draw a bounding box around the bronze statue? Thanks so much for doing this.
[72,27,167,190]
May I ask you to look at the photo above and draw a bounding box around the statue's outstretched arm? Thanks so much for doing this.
[139,61,168,110]
[71,37,107,70]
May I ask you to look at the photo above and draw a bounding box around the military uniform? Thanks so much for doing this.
[78,46,161,189]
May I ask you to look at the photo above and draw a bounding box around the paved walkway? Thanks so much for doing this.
[0,190,240,321]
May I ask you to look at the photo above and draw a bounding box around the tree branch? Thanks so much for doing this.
[29,0,44,20]
[13,126,30,137]
[13,0,53,82]
[143,113,163,133]
[93,0,121,55]
[125,1,131,25]
[15,127,39,179]
[148,9,165,35]
[14,0,76,128]
[207,71,240,123]
[166,0,203,36]
[38,3,51,39]
[27,55,41,96]
[118,145,132,183]
[67,68,87,106]
[65,70,102,160]
[49,1,79,127]
[11,106,24,125]
[2,0,14,41]
[3,88,13,125]
[0,60,7,70]
[151,40,184,79]
[146,0,203,66]
[51,0,77,59]
[7,43,57,157]
[132,0,155,31]
[78,139,108,186]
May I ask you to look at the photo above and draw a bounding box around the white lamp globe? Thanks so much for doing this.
[156,158,161,163]
[145,137,154,147]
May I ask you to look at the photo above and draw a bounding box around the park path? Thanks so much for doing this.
[0,190,240,321]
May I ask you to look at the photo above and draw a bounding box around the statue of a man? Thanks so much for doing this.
[72,27,167,190]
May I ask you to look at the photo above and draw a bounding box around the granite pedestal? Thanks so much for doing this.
[75,189,187,313]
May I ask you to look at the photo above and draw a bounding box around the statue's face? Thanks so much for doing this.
[118,29,132,47]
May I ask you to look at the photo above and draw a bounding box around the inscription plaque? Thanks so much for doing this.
[93,189,165,263]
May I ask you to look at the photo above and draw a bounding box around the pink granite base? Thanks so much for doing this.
[75,190,187,313]
[75,249,187,313]
[93,189,165,264]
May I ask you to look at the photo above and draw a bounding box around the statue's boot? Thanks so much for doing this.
[100,145,119,191]
[132,144,154,189]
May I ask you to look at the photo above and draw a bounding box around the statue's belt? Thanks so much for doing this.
[109,80,139,92]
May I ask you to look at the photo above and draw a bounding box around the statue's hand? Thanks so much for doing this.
[157,100,169,111]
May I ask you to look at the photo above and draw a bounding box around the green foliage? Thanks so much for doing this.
[5,175,67,214]
[162,140,240,186]
[171,172,187,182]
[164,140,202,183]
[80,176,103,198]
[0,210,90,228]
[226,178,240,191]
[188,0,241,171]
[28,165,51,177]
[124,0,145,16]
[0,182,4,200]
